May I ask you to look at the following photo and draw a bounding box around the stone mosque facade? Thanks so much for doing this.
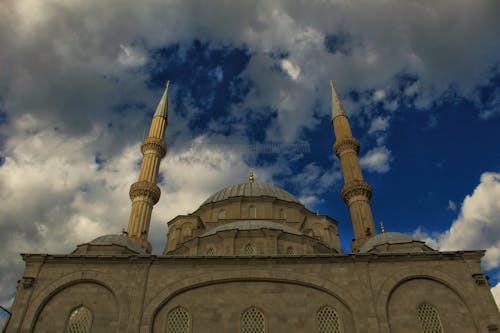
[5,81,500,333]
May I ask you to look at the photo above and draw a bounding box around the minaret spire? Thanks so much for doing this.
[330,79,376,252]
[330,80,347,119]
[126,81,170,252]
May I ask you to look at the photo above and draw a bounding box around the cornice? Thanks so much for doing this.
[21,250,485,264]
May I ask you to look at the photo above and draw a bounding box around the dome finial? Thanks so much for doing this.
[249,169,254,184]
[380,221,385,233]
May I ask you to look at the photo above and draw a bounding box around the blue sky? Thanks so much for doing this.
[0,0,499,321]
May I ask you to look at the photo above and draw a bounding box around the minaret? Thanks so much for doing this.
[127,81,170,253]
[330,80,376,252]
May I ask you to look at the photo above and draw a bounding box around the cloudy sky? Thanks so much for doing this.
[1,0,500,320]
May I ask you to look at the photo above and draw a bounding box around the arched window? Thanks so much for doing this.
[241,307,265,333]
[166,306,191,333]
[279,208,286,219]
[417,303,443,333]
[317,305,341,333]
[65,305,92,333]
[218,209,226,219]
[206,247,216,256]
[286,246,296,256]
[244,243,255,255]
[248,205,257,218]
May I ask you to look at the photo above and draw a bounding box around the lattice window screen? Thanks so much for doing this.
[417,303,443,333]
[166,306,191,333]
[286,247,296,256]
[65,305,92,333]
[241,307,265,333]
[244,243,255,255]
[317,306,342,333]
[206,247,216,256]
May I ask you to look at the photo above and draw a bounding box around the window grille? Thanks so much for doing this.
[317,306,341,333]
[218,210,226,219]
[244,243,255,255]
[286,247,296,256]
[166,306,190,333]
[417,303,443,333]
[241,307,265,333]
[206,247,216,256]
[65,305,92,333]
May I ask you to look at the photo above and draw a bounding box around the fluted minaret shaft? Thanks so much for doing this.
[330,80,376,252]
[127,81,169,253]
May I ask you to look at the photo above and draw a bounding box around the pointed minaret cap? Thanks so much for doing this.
[154,80,170,119]
[330,80,347,120]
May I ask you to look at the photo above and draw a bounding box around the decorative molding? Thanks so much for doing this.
[472,273,489,286]
[488,324,499,332]
[333,137,360,157]
[21,276,35,289]
[129,181,161,204]
[341,180,372,203]
[141,137,167,157]
[20,250,485,264]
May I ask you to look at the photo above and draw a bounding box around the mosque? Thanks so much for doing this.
[4,81,500,332]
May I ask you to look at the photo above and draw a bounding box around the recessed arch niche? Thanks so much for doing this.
[387,278,476,333]
[152,280,354,333]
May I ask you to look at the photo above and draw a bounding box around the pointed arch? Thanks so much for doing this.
[241,306,265,333]
[65,305,92,333]
[317,305,342,333]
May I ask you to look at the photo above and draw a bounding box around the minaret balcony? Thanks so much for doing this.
[333,137,360,157]
[141,137,167,157]
[341,180,372,204]
[129,180,161,204]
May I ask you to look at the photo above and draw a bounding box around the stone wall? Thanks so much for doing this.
[6,251,500,333]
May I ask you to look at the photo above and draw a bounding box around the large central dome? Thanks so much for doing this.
[202,182,301,205]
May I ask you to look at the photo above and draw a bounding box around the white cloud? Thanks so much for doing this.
[404,81,420,97]
[438,172,500,269]
[118,44,146,67]
[368,116,389,134]
[412,172,500,307]
[281,59,301,80]
[373,89,386,102]
[360,146,391,173]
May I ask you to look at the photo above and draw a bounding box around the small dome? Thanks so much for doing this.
[359,232,415,253]
[202,220,302,236]
[88,234,147,254]
[202,183,301,206]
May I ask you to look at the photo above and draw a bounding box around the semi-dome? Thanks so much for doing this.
[87,234,147,254]
[202,220,302,236]
[202,183,301,205]
[359,232,415,253]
